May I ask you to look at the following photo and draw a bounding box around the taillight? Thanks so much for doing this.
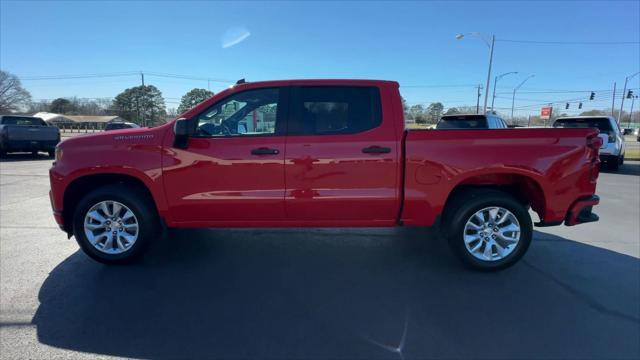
[587,135,601,182]
[587,136,603,150]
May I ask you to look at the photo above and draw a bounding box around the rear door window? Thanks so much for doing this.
[436,115,488,129]
[289,86,382,135]
[553,118,613,133]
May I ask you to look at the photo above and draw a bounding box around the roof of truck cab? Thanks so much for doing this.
[556,116,615,120]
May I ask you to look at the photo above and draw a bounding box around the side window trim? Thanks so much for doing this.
[190,86,288,138]
[287,85,383,136]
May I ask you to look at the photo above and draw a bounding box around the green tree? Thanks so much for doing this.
[0,70,31,113]
[444,107,460,115]
[427,102,444,123]
[178,88,215,114]
[408,104,428,123]
[113,85,166,126]
[579,109,608,116]
[50,98,75,114]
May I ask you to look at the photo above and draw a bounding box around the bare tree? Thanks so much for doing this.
[0,70,32,113]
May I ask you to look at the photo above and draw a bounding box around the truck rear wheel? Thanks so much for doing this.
[442,189,532,271]
[72,184,159,264]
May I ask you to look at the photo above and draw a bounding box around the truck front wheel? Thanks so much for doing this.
[443,189,533,271]
[72,184,159,264]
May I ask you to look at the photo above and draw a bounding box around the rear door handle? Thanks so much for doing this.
[362,146,391,154]
[251,147,280,155]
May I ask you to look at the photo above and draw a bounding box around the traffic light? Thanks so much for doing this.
[589,92,595,100]
[628,90,634,99]
[565,103,569,109]
[578,102,583,109]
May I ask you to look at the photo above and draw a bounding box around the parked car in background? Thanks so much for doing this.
[50,79,603,270]
[0,115,60,157]
[436,114,508,129]
[104,122,140,131]
[553,116,625,170]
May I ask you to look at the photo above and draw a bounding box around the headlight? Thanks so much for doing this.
[54,147,63,162]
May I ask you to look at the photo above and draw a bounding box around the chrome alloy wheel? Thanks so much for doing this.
[463,206,521,261]
[83,200,139,254]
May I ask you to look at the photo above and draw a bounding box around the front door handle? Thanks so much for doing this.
[362,146,391,154]
[251,147,280,155]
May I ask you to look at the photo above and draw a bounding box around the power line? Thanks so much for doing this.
[400,84,477,88]
[497,39,640,45]
[19,71,140,80]
[495,87,613,94]
[18,70,235,84]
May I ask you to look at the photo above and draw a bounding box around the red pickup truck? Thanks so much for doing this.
[49,79,602,270]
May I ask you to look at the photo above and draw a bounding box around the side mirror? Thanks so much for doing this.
[173,118,192,149]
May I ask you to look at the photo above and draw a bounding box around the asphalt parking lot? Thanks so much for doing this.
[0,153,639,359]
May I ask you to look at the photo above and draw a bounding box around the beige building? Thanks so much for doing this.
[33,112,126,129]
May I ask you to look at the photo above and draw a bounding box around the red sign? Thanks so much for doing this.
[540,107,552,120]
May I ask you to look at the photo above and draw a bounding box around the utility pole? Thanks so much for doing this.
[207,79,211,91]
[455,32,494,114]
[483,35,495,115]
[476,84,482,114]
[619,72,640,123]
[141,71,145,86]
[629,95,637,128]
[619,78,628,123]
[611,82,616,117]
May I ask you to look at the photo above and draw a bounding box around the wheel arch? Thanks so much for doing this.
[62,173,160,235]
[442,172,547,222]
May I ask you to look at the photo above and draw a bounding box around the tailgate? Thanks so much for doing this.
[7,126,59,141]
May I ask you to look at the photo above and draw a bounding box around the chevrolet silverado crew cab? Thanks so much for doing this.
[49,79,602,270]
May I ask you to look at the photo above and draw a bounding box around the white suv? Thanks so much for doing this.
[553,116,625,170]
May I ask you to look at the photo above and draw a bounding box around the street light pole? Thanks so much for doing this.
[456,32,494,114]
[618,71,640,123]
[491,71,518,112]
[510,74,535,123]
[483,35,495,115]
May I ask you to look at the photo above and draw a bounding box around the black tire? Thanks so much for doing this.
[442,189,533,271]
[48,150,55,158]
[607,158,620,171]
[72,184,159,264]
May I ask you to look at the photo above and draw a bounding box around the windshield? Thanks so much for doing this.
[1,117,47,126]
[436,115,487,129]
[553,117,613,132]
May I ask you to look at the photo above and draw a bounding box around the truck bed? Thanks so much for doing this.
[401,127,600,227]
[1,124,60,152]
